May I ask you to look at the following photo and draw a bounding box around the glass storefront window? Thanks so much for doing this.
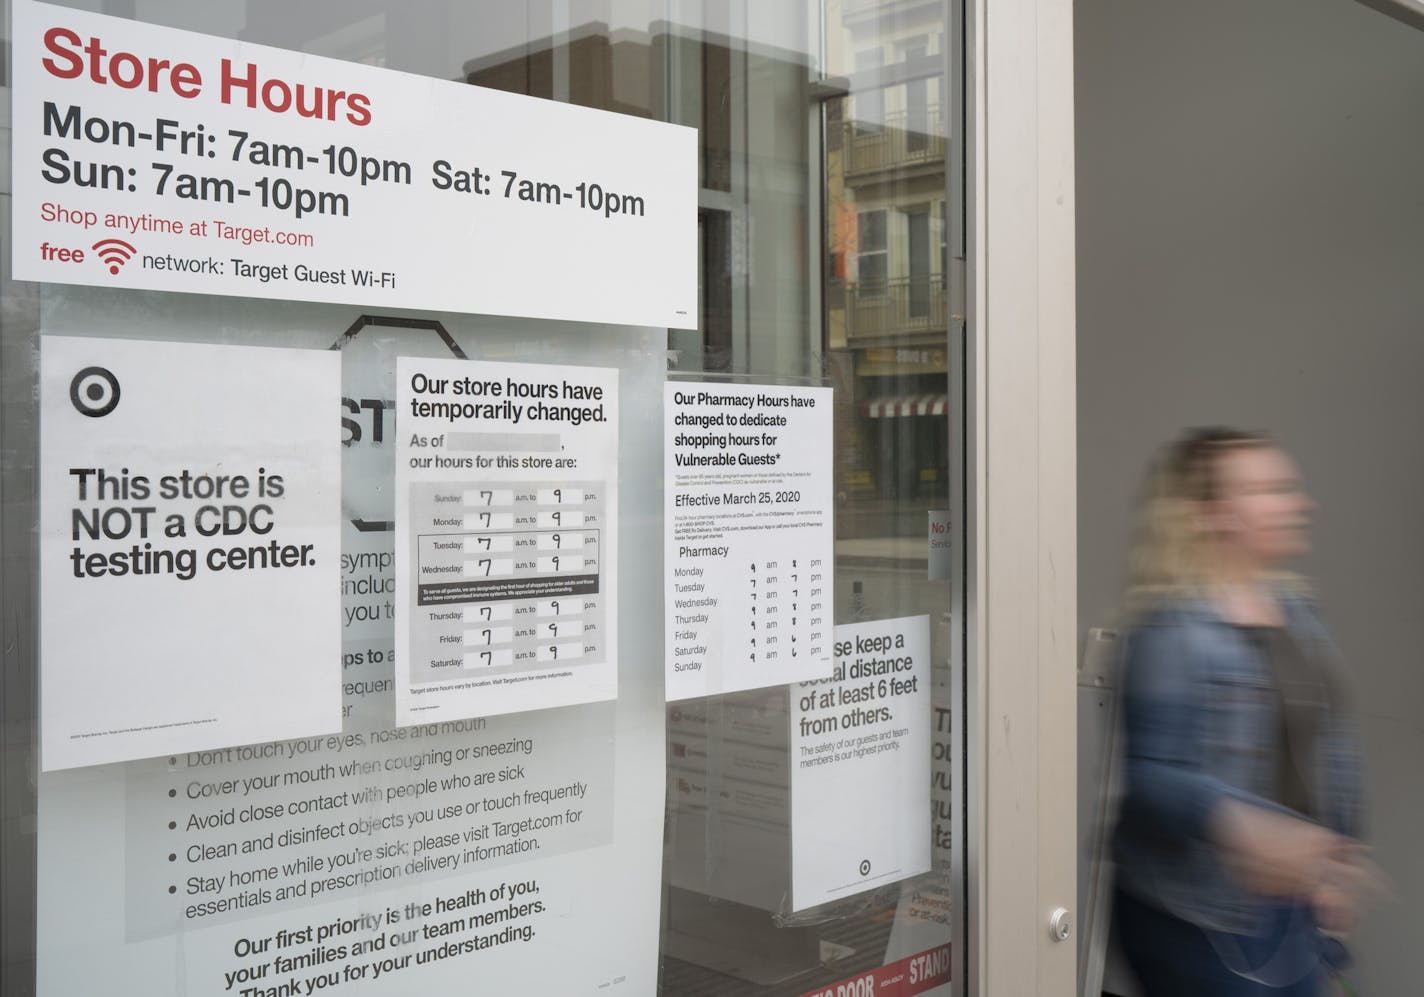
[0,2,961,994]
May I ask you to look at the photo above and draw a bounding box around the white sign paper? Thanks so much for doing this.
[790,616,931,910]
[40,335,341,770]
[396,358,618,723]
[11,0,696,328]
[927,509,951,581]
[664,383,834,700]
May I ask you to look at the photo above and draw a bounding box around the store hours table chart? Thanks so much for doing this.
[409,481,607,683]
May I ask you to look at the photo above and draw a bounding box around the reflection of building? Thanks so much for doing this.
[466,29,841,985]
[459,7,949,541]
[825,0,951,536]
[465,23,817,382]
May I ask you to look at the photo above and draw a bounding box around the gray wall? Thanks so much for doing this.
[1076,0,1424,991]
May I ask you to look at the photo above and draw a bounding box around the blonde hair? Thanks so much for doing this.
[1126,427,1278,609]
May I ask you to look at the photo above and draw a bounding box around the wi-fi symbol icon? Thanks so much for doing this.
[91,238,137,275]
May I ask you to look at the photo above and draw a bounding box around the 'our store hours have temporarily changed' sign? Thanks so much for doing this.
[10,0,696,329]
[395,358,619,723]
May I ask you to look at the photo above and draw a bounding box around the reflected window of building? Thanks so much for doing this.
[854,46,885,133]
[857,209,890,293]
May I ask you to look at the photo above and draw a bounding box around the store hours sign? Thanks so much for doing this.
[11,0,697,329]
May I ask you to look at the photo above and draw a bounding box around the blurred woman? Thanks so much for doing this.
[1112,428,1374,996]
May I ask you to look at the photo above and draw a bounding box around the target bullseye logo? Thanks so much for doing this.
[91,239,137,276]
[70,366,121,417]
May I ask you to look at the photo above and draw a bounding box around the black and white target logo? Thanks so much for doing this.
[69,366,121,417]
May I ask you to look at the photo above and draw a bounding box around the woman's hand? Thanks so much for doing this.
[1211,799,1389,936]
[1310,853,1389,935]
[1210,799,1350,899]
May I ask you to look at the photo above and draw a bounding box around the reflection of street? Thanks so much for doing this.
[834,535,952,683]
[838,500,943,544]
[834,555,950,676]
[660,873,951,997]
[837,535,926,562]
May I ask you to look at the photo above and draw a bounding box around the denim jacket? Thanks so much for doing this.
[1112,594,1364,934]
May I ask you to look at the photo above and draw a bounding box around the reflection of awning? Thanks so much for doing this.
[864,394,948,417]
